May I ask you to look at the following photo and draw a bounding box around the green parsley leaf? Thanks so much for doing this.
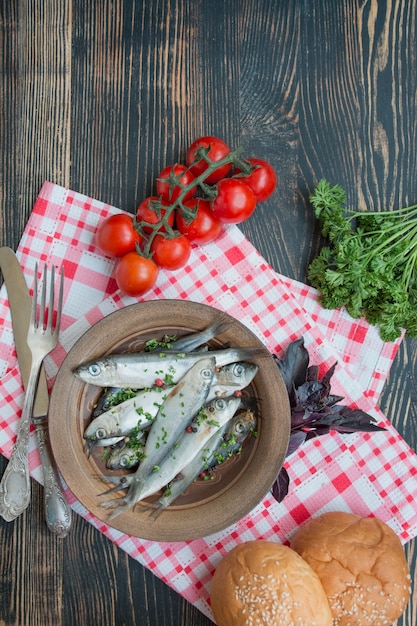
[308,179,417,341]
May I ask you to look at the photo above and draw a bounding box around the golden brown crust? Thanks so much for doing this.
[290,512,411,625]
[210,540,333,626]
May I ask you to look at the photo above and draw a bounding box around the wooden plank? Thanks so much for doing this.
[1,1,71,624]
[0,0,72,248]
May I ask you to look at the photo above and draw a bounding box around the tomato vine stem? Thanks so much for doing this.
[133,145,251,257]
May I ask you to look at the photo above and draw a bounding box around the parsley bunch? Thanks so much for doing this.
[307,179,417,342]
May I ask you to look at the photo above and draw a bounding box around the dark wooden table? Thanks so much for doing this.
[1,1,416,624]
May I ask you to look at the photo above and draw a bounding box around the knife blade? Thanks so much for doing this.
[0,247,71,536]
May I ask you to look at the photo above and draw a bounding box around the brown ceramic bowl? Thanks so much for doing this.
[49,300,290,541]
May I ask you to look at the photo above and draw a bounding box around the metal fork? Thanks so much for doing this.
[0,264,64,521]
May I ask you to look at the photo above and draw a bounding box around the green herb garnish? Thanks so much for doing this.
[145,335,178,351]
[308,178,417,341]
[108,388,137,407]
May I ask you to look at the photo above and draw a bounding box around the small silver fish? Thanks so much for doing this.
[151,407,257,514]
[84,386,170,441]
[101,407,258,489]
[116,356,216,490]
[73,346,264,389]
[101,396,241,517]
[99,414,231,498]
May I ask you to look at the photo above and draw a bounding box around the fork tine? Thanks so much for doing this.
[39,264,48,331]
[46,265,55,333]
[31,262,39,329]
[54,265,64,336]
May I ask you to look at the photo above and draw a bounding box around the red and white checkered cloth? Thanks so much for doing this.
[0,182,416,622]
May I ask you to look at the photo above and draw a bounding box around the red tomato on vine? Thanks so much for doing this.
[234,158,277,202]
[115,252,159,296]
[186,136,232,184]
[136,196,175,233]
[176,198,223,245]
[95,214,142,258]
[150,234,191,270]
[156,164,196,203]
[212,178,257,224]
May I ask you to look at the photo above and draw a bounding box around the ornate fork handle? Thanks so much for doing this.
[0,355,43,521]
[33,419,72,537]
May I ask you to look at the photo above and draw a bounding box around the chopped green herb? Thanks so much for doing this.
[145,335,178,351]
[108,388,137,407]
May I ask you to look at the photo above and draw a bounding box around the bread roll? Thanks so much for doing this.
[210,540,333,625]
[290,511,411,625]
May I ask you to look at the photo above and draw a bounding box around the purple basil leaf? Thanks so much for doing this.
[291,408,332,429]
[274,337,309,392]
[307,364,319,381]
[271,467,290,503]
[308,406,386,432]
[291,407,310,428]
[325,394,345,407]
[320,361,338,386]
[330,423,386,433]
[294,381,328,410]
[286,431,307,456]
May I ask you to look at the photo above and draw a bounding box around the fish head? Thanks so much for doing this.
[195,356,216,384]
[107,446,139,470]
[203,395,242,426]
[83,413,119,441]
[73,358,115,385]
[227,409,257,442]
[214,361,259,387]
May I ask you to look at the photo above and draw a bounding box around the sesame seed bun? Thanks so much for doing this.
[210,540,333,625]
[290,512,411,625]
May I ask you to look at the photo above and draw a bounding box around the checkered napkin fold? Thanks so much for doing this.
[1,181,416,622]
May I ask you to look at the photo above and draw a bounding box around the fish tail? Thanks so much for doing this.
[209,313,233,337]
[149,505,166,521]
[105,478,148,519]
[108,500,132,520]
[98,482,129,497]
[97,474,132,496]
[238,347,268,360]
[99,495,128,510]
[99,494,133,520]
[125,476,146,502]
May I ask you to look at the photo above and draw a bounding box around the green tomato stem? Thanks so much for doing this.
[135,145,247,257]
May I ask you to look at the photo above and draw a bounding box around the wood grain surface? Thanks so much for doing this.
[1,1,416,624]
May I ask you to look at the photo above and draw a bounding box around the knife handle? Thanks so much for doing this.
[0,418,31,521]
[33,419,72,537]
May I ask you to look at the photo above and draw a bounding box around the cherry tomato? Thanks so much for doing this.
[234,158,277,202]
[156,164,196,203]
[115,252,159,296]
[95,213,142,258]
[186,136,232,184]
[176,198,223,244]
[150,234,191,270]
[212,178,257,224]
[136,196,175,233]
